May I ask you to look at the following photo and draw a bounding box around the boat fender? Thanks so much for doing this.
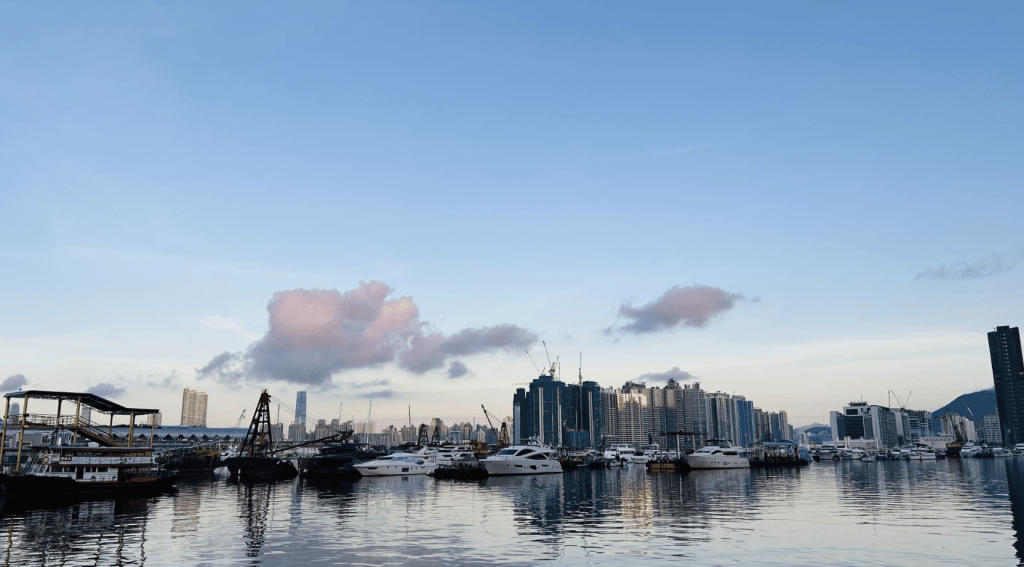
[41,456,50,465]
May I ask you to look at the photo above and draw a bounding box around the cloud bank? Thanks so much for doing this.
[915,252,1024,281]
[196,282,538,386]
[1,374,28,391]
[636,366,695,383]
[606,285,745,335]
[88,383,126,399]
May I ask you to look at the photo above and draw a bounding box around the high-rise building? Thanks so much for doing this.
[295,391,307,428]
[512,372,602,448]
[830,402,905,448]
[180,388,208,427]
[983,414,1002,445]
[989,326,1024,446]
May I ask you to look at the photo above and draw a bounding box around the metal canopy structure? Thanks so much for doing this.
[3,390,159,416]
[0,390,162,470]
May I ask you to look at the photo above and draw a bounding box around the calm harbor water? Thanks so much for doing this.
[4,458,1024,566]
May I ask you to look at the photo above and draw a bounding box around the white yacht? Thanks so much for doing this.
[354,453,438,477]
[815,442,842,461]
[481,444,562,476]
[432,445,477,464]
[909,447,937,460]
[960,443,982,458]
[684,440,750,469]
[602,444,637,463]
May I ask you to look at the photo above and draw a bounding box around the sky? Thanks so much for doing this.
[1,2,1021,429]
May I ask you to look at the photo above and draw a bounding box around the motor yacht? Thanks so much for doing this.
[960,443,982,458]
[481,444,562,476]
[432,445,477,464]
[602,444,637,463]
[909,447,937,460]
[683,440,750,469]
[815,442,841,461]
[353,453,438,477]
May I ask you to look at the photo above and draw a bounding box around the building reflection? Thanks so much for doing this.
[1004,459,1024,563]
[486,466,765,553]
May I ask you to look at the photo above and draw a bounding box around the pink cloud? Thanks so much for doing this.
[197,281,537,386]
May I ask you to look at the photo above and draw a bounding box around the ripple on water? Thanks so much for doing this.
[0,461,1022,565]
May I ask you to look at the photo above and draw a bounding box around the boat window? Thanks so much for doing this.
[527,453,548,460]
[495,449,518,456]
[515,449,532,456]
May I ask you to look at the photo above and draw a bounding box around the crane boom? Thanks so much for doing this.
[481,404,500,445]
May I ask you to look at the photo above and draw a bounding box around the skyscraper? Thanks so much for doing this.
[180,388,208,427]
[989,326,1024,446]
[295,391,307,428]
[511,371,602,448]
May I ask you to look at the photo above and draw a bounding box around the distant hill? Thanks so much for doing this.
[793,423,829,434]
[930,388,997,432]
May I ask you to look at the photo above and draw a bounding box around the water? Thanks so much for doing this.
[4,458,1024,566]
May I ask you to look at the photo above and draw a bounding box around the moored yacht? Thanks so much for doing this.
[431,445,476,464]
[602,444,637,463]
[481,444,562,475]
[684,440,750,469]
[354,453,438,477]
[815,442,842,461]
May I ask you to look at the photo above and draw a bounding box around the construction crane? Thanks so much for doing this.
[889,390,912,411]
[481,405,500,447]
[542,341,558,378]
[524,349,542,375]
[235,409,247,428]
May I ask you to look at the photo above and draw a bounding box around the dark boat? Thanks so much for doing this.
[160,446,224,473]
[0,390,178,509]
[298,438,387,479]
[432,457,488,480]
[223,390,298,480]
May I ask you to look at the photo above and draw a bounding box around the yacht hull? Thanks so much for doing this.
[683,455,750,469]
[481,460,562,475]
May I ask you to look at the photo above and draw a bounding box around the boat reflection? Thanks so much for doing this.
[1,497,151,566]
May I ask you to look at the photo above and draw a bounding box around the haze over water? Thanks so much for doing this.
[4,459,1024,566]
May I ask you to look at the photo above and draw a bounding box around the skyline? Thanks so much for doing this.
[2,2,1021,428]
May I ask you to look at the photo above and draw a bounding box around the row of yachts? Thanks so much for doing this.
[348,439,756,477]
[350,443,563,477]
[813,442,1024,462]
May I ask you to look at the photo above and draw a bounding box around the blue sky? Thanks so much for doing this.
[1,2,1021,428]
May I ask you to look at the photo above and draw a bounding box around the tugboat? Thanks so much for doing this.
[0,390,178,509]
[222,390,298,480]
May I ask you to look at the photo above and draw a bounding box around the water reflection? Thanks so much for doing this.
[2,497,151,566]
[1004,459,1024,565]
[0,463,1022,566]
